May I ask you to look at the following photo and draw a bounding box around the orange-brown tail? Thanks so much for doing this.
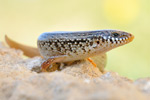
[5,35,41,57]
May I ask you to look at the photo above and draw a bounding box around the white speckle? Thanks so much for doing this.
[113,41,116,44]
[84,79,90,83]
[93,42,97,47]
[87,38,91,41]
[59,43,62,46]
[119,38,122,41]
[115,38,118,41]
[74,42,77,44]
[103,36,107,40]
[107,39,110,44]
[47,43,50,46]
[111,37,115,41]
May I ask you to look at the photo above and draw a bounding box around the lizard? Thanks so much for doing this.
[5,30,134,72]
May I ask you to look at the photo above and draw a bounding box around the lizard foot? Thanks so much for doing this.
[41,58,56,72]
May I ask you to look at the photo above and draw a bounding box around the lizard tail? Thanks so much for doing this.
[5,35,41,57]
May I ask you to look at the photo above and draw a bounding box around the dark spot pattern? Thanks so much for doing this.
[97,41,99,44]
[110,38,113,43]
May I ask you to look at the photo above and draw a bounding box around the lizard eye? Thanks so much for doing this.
[112,32,120,37]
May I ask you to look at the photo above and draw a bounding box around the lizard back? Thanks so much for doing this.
[37,30,134,62]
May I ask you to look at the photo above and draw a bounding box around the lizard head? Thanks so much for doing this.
[95,30,134,52]
[109,30,134,43]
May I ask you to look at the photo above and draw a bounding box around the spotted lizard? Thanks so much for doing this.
[5,30,134,72]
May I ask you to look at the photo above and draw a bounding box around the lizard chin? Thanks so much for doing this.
[128,34,134,42]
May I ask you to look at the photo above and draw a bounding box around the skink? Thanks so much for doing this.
[37,30,134,71]
[5,30,134,72]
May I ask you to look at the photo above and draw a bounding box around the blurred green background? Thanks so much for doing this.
[0,0,149,80]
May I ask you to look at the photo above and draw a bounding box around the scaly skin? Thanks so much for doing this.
[37,30,134,72]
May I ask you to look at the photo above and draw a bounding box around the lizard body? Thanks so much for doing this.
[5,29,134,72]
[37,30,134,63]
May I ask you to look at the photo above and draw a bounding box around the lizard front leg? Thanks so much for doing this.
[41,56,66,72]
